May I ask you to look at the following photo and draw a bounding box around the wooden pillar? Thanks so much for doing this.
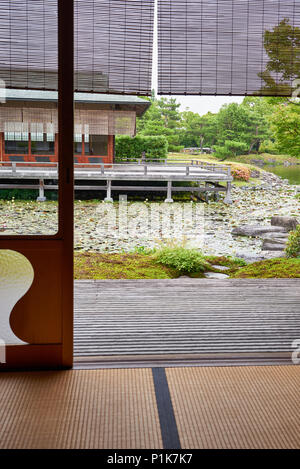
[81,133,85,162]
[104,180,113,202]
[37,179,46,202]
[108,135,114,164]
[224,181,233,205]
[58,0,74,367]
[165,181,173,203]
[54,133,58,163]
[224,167,233,205]
[28,132,32,162]
[0,132,3,163]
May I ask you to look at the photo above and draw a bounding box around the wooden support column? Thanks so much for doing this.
[224,167,233,205]
[37,179,46,202]
[224,181,233,205]
[58,0,74,366]
[165,181,173,203]
[104,179,113,202]
[0,132,3,163]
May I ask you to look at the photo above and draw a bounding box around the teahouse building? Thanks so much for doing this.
[0,89,150,165]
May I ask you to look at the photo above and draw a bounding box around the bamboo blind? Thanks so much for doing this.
[0,107,136,136]
[158,0,300,96]
[0,0,154,95]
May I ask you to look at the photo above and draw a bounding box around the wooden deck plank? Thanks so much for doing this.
[74,279,300,358]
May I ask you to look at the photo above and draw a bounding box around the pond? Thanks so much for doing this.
[263,164,300,185]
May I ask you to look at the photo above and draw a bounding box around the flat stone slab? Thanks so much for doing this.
[211,265,230,271]
[261,241,286,251]
[236,251,285,263]
[260,232,289,241]
[271,216,299,231]
[260,251,286,259]
[232,225,287,237]
[262,238,287,246]
[204,272,229,279]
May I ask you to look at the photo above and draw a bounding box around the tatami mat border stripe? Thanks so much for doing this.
[152,368,181,450]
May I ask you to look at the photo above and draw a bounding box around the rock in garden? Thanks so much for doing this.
[261,240,286,251]
[260,251,286,259]
[210,265,230,271]
[250,169,260,178]
[204,272,229,279]
[231,225,287,237]
[236,251,285,263]
[271,216,299,231]
[260,232,289,241]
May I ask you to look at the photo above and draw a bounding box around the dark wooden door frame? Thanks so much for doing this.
[58,0,74,367]
[0,0,74,369]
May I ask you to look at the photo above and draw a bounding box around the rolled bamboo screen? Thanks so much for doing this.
[0,107,136,136]
[0,0,154,96]
[158,0,300,96]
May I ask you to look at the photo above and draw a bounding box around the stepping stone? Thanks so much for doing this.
[261,241,285,251]
[204,272,229,279]
[211,265,230,271]
[232,225,287,237]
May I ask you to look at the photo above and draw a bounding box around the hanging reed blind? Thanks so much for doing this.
[0,0,154,95]
[0,106,137,136]
[158,0,300,96]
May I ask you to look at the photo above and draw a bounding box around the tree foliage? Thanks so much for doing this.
[271,103,300,156]
[259,19,300,96]
[135,94,299,159]
[115,135,168,161]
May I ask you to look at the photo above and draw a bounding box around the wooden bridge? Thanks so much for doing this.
[74,278,300,368]
[0,160,233,203]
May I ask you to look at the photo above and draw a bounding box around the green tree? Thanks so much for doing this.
[259,19,300,96]
[271,103,300,156]
[137,97,183,151]
[214,102,270,156]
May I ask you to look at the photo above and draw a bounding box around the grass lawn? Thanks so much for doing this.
[168,152,298,166]
[233,153,299,165]
[168,152,267,186]
[74,252,244,279]
[74,252,179,279]
[75,252,300,279]
[231,258,300,278]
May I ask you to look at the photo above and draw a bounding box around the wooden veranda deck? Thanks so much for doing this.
[0,161,233,203]
[74,279,300,367]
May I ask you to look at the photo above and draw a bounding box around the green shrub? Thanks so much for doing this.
[155,247,209,273]
[115,135,168,161]
[285,225,300,258]
[214,140,248,160]
[168,144,184,153]
[0,189,58,200]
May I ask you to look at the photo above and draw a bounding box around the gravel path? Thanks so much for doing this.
[1,183,299,258]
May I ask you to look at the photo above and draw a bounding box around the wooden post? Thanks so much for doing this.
[0,132,3,163]
[104,179,113,202]
[224,181,233,205]
[37,179,46,202]
[58,0,74,367]
[224,167,233,205]
[165,180,173,203]
[28,132,32,162]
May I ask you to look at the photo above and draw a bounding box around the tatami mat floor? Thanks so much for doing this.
[0,365,299,449]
